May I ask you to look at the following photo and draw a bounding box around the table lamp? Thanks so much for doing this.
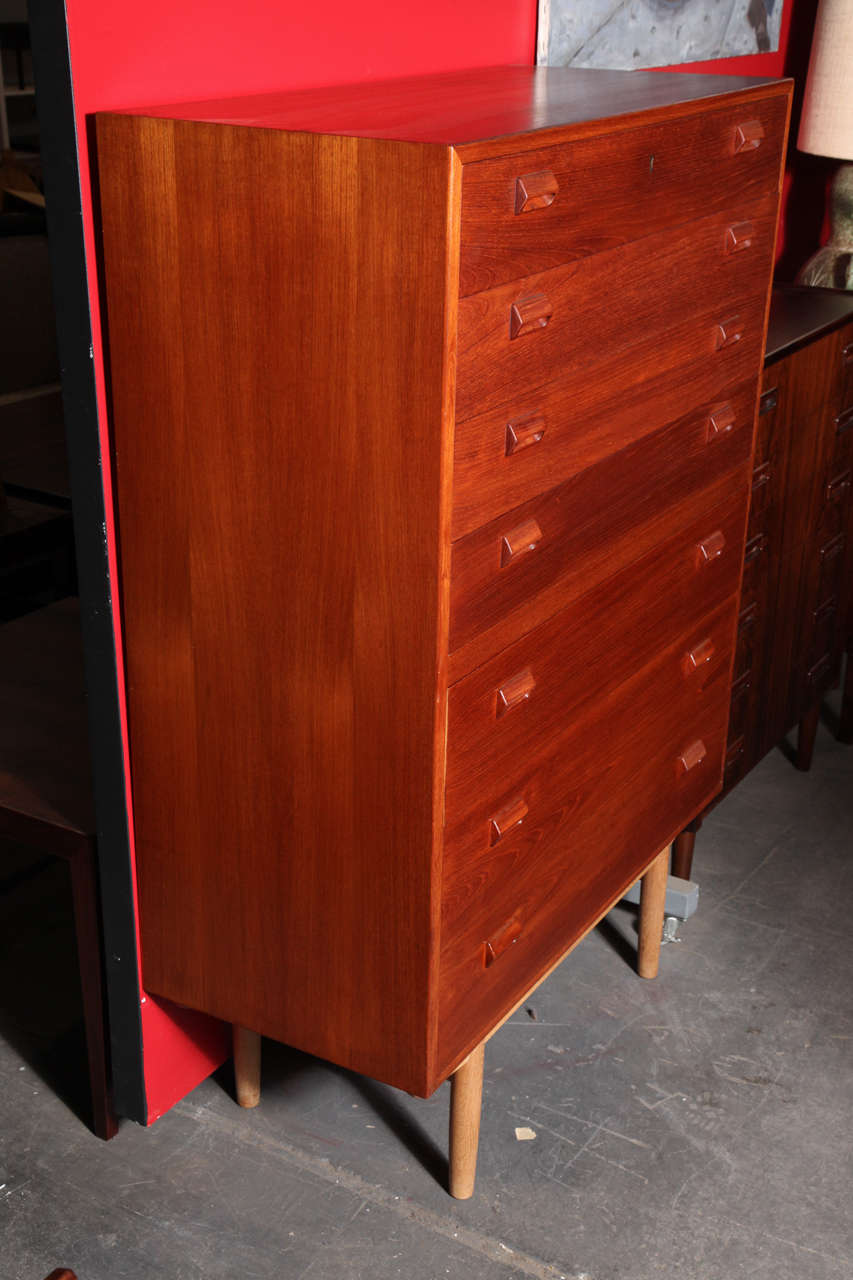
[796,0,853,288]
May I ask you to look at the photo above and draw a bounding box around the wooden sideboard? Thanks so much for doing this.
[95,66,790,1195]
[674,285,853,878]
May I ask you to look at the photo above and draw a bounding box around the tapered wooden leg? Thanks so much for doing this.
[233,1025,261,1108]
[638,845,670,979]
[671,816,702,880]
[449,1042,485,1199]
[839,645,853,744]
[796,701,820,771]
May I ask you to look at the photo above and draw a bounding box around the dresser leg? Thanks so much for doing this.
[796,701,820,771]
[637,845,670,979]
[233,1025,261,1108]
[839,644,853,744]
[671,817,701,880]
[448,1041,485,1199]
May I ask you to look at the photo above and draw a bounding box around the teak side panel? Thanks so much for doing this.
[96,116,455,1096]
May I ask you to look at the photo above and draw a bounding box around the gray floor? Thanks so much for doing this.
[2,699,852,1280]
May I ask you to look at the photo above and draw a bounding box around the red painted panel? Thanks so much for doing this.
[62,0,536,1124]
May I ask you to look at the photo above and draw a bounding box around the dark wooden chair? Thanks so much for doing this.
[0,599,116,1138]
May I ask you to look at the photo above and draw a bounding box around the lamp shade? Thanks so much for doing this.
[798,0,853,160]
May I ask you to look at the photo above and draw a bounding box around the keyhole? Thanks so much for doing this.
[649,154,655,172]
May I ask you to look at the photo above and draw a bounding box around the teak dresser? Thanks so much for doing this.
[95,66,791,1196]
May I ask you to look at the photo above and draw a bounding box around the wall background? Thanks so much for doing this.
[58,0,822,1122]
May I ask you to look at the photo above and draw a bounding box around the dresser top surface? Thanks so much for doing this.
[765,285,853,364]
[106,64,791,148]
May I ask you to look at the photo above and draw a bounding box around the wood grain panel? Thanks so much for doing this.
[97,115,456,1096]
[459,94,788,294]
[455,202,776,423]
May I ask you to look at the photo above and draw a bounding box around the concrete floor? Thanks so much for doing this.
[2,700,852,1280]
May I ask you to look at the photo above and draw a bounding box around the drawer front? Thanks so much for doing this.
[455,204,775,424]
[446,501,742,832]
[453,338,758,537]
[437,600,732,1073]
[449,407,751,665]
[459,93,789,295]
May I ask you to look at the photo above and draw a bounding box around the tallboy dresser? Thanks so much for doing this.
[96,66,790,1195]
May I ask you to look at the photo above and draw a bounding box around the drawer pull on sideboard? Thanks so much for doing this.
[807,653,833,686]
[835,405,853,435]
[489,796,529,845]
[483,916,523,968]
[706,402,736,441]
[819,532,845,563]
[739,601,759,631]
[501,518,543,566]
[677,739,707,775]
[495,668,537,718]
[826,470,851,504]
[714,316,745,350]
[696,529,726,565]
[759,387,778,414]
[514,170,559,214]
[744,532,768,563]
[725,221,755,254]
[752,461,772,490]
[732,119,765,153]
[509,294,553,340]
[842,341,853,368]
[505,412,546,455]
[684,638,715,675]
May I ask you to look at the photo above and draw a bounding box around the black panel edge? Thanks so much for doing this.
[27,0,146,1124]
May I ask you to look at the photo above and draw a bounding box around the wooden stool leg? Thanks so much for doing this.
[796,701,820,771]
[449,1041,485,1199]
[637,844,670,980]
[233,1025,261,1108]
[838,644,853,744]
[68,845,118,1140]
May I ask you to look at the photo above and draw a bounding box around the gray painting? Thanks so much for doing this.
[539,0,783,70]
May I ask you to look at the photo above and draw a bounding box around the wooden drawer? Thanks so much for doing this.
[437,599,732,1072]
[447,591,737,851]
[455,203,776,424]
[453,345,758,537]
[449,406,751,665]
[458,93,788,295]
[836,325,853,414]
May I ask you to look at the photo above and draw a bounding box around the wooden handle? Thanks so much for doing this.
[752,460,772,490]
[732,119,764,153]
[842,341,853,368]
[495,667,536,717]
[683,637,715,674]
[826,470,851,503]
[501,517,542,566]
[759,386,778,414]
[515,170,559,213]
[738,601,759,631]
[505,411,546,455]
[489,795,528,845]
[509,293,553,340]
[744,532,768,563]
[677,739,707,774]
[807,653,832,685]
[835,405,853,435]
[696,529,725,565]
[819,532,845,562]
[725,736,746,770]
[705,402,736,441]
[725,221,755,254]
[483,916,522,967]
[714,316,745,350]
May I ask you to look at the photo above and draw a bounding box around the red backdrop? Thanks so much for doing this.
[61,0,816,1122]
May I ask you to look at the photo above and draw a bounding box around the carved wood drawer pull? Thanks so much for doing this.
[842,341,853,368]
[495,667,536,718]
[759,387,778,414]
[819,532,845,562]
[515,170,559,214]
[678,739,707,774]
[725,221,755,254]
[696,529,726,565]
[752,460,772,490]
[739,601,759,631]
[489,795,529,846]
[506,412,546,456]
[835,405,853,435]
[714,316,745,350]
[827,470,851,503]
[807,653,832,686]
[501,518,542,566]
[509,293,553,340]
[483,915,523,967]
[813,597,837,625]
[744,532,768,563]
[684,638,715,675]
[725,736,746,769]
[706,402,736,441]
[732,120,764,153]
